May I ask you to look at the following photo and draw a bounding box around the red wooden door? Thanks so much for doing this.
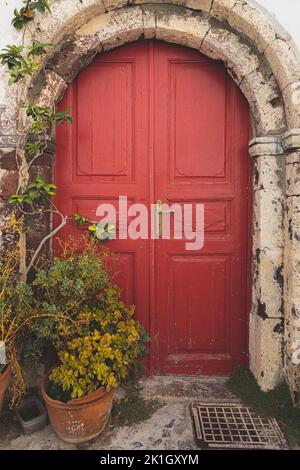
[55,41,251,376]
[153,43,250,374]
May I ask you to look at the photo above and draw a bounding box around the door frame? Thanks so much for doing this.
[10,1,298,392]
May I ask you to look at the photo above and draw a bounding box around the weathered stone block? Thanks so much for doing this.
[253,189,284,251]
[0,148,17,170]
[47,33,102,83]
[142,6,156,39]
[103,0,128,11]
[0,169,18,200]
[249,136,283,159]
[130,0,213,12]
[155,5,210,49]
[249,314,284,391]
[240,69,285,135]
[34,0,105,44]
[286,161,300,197]
[30,70,67,108]
[264,38,300,92]
[81,7,144,51]
[253,249,283,319]
[283,129,300,153]
[283,83,300,129]
[211,0,283,53]
[253,155,283,192]
[201,25,259,84]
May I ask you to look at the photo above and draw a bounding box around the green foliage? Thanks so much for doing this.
[28,40,51,57]
[74,214,116,242]
[73,214,90,225]
[11,7,34,31]
[0,45,24,69]
[12,1,51,30]
[25,140,42,156]
[0,215,41,405]
[9,176,56,206]
[227,368,300,447]
[49,299,143,398]
[33,247,109,317]
[27,104,72,134]
[0,41,50,85]
[112,383,162,427]
[26,242,111,357]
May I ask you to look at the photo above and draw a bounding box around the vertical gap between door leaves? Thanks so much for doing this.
[149,41,156,374]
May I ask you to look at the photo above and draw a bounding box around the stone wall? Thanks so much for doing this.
[1,0,300,400]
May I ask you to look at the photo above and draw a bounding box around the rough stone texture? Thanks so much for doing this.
[0,70,19,137]
[211,0,290,52]
[93,7,144,51]
[103,0,128,11]
[142,5,156,39]
[284,142,300,404]
[0,376,238,450]
[46,34,103,84]
[0,148,17,171]
[283,129,300,153]
[249,314,284,391]
[139,376,238,400]
[0,169,18,200]
[249,138,285,390]
[29,70,67,107]
[32,0,106,44]
[240,68,285,135]
[130,0,214,12]
[201,24,259,83]
[264,38,300,91]
[155,5,210,49]
[283,83,300,129]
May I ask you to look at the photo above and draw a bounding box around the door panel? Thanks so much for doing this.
[169,60,227,180]
[153,43,250,374]
[55,43,151,331]
[55,41,251,376]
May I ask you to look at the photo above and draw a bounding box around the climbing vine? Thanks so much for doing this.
[0,1,97,280]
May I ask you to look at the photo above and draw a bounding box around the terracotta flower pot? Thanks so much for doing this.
[41,378,115,443]
[0,365,11,413]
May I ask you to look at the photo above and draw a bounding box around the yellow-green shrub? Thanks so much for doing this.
[49,286,146,400]
[27,239,149,401]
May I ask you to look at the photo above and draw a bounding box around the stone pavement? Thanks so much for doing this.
[0,376,238,450]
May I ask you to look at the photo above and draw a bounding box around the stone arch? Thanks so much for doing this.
[1,0,300,400]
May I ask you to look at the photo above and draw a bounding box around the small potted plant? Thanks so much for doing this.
[30,240,148,442]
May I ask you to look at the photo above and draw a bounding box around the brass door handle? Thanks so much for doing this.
[155,200,175,238]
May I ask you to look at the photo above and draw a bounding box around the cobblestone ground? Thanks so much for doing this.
[0,377,239,450]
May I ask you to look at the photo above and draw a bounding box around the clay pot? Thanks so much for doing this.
[41,378,115,443]
[0,365,11,412]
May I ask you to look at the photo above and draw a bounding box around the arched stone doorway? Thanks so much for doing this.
[1,1,300,401]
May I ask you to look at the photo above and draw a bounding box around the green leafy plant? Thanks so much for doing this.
[27,104,72,133]
[0,1,94,282]
[25,239,148,401]
[9,176,57,206]
[49,295,143,398]
[112,383,162,427]
[12,1,50,30]
[73,214,116,242]
[0,215,46,406]
[0,41,50,85]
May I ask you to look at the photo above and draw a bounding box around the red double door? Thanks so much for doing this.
[56,41,251,375]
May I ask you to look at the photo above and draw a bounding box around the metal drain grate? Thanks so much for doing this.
[191,402,287,449]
